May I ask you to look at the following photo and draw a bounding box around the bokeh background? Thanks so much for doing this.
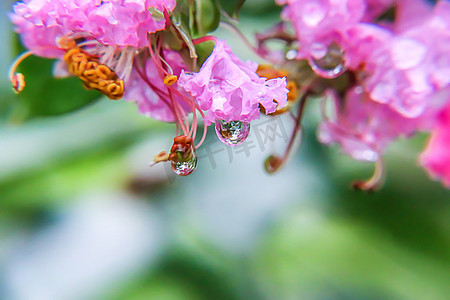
[1,1,449,299]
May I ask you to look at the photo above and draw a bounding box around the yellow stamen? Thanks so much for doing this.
[9,51,34,93]
[63,43,124,100]
[286,81,299,102]
[58,37,77,50]
[63,48,81,62]
[86,61,98,69]
[83,69,98,80]
[164,74,177,86]
[71,52,88,63]
[96,65,111,80]
[11,73,25,93]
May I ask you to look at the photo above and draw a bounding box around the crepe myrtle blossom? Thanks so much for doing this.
[9,0,178,98]
[362,0,450,118]
[277,0,367,78]
[8,0,290,176]
[8,0,198,175]
[273,0,450,188]
[318,88,432,190]
[8,0,450,188]
[10,0,176,56]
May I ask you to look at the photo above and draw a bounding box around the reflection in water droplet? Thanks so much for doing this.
[215,120,250,146]
[170,150,197,176]
[309,43,346,79]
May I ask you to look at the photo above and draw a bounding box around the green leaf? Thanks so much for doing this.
[217,0,245,19]
[172,0,220,38]
[195,0,220,36]
[10,36,101,121]
[14,56,101,120]
[194,40,215,67]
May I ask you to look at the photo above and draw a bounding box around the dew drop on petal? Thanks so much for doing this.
[170,150,198,176]
[215,120,250,146]
[309,43,346,79]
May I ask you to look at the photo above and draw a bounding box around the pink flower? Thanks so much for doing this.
[318,88,424,162]
[178,40,288,125]
[278,0,366,63]
[10,0,176,57]
[10,0,96,57]
[395,0,433,32]
[363,1,450,117]
[10,0,184,121]
[420,102,450,187]
[83,0,176,48]
[343,23,392,70]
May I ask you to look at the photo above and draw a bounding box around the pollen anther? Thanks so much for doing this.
[63,42,124,100]
[164,74,177,86]
[11,73,25,93]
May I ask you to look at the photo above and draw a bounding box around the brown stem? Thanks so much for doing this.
[265,90,311,173]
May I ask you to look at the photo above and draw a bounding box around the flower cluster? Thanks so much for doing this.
[276,0,450,189]
[8,0,288,176]
[8,0,450,189]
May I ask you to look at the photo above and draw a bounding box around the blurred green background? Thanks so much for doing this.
[0,1,449,300]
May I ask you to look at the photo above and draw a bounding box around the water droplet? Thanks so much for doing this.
[170,150,197,176]
[285,49,297,60]
[309,43,346,79]
[215,120,250,146]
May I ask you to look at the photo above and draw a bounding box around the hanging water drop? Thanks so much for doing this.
[309,43,345,79]
[170,152,197,176]
[169,135,197,176]
[215,120,250,146]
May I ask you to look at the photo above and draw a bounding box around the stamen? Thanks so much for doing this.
[9,51,33,93]
[264,155,283,173]
[194,123,208,149]
[83,69,98,80]
[148,40,190,136]
[63,43,124,100]
[287,81,299,101]
[353,159,385,191]
[96,65,111,79]
[11,73,25,94]
[164,74,177,86]
[58,37,77,50]
[264,90,310,173]
[158,52,174,75]
[151,151,170,166]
